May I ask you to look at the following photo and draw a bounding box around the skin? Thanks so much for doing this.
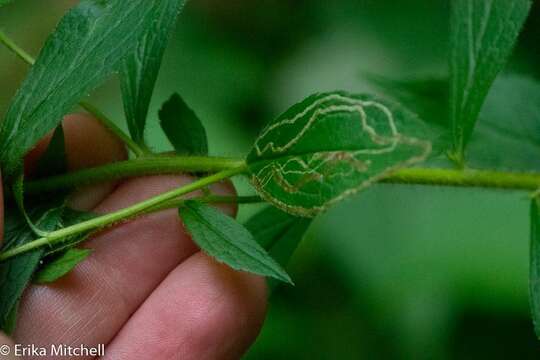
[0,114,268,360]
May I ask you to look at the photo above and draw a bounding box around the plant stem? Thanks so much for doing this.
[24,155,540,196]
[0,30,146,157]
[5,162,540,261]
[384,168,540,190]
[78,102,149,157]
[144,194,263,214]
[25,156,246,193]
[0,30,35,65]
[0,166,248,262]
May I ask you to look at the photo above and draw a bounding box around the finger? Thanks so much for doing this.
[0,332,16,360]
[103,253,267,360]
[24,113,127,210]
[13,176,235,356]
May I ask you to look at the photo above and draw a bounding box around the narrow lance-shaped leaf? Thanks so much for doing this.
[180,201,292,284]
[0,206,64,333]
[246,91,432,217]
[530,198,540,339]
[0,0,179,178]
[159,93,209,155]
[34,248,92,284]
[449,0,531,161]
[120,0,187,144]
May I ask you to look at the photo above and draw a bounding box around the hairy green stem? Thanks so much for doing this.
[24,154,540,196]
[4,160,540,261]
[144,195,263,214]
[0,30,146,157]
[384,168,540,190]
[0,166,247,262]
[25,156,246,194]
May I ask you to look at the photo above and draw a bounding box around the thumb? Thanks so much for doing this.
[0,332,15,360]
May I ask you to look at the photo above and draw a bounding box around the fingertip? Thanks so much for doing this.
[208,179,238,217]
[24,112,127,176]
[176,254,268,359]
[103,252,268,360]
[165,253,268,359]
[61,113,127,170]
[0,332,16,360]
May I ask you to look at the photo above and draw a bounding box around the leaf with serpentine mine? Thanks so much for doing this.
[246,91,432,217]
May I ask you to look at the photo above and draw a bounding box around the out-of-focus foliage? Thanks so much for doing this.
[2,0,540,358]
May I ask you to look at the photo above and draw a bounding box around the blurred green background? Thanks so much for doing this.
[1,0,540,358]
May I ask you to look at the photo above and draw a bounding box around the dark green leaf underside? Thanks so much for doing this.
[159,93,208,156]
[34,248,92,284]
[34,125,67,178]
[367,74,451,161]
[245,206,311,291]
[180,201,292,283]
[468,75,540,171]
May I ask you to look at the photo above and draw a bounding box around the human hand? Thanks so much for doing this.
[0,114,267,360]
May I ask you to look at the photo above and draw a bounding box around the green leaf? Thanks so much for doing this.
[40,208,96,257]
[179,201,292,284]
[246,91,432,217]
[159,93,209,155]
[468,75,540,172]
[3,300,19,335]
[368,73,540,171]
[34,125,67,178]
[366,74,449,128]
[366,74,451,160]
[0,0,13,7]
[449,0,532,162]
[0,0,177,179]
[0,206,64,333]
[34,248,92,284]
[120,0,187,144]
[13,126,68,236]
[245,206,311,264]
[245,206,311,291]
[12,176,50,237]
[245,206,298,249]
[530,197,540,339]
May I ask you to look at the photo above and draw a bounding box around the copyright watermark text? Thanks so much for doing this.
[0,343,105,357]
